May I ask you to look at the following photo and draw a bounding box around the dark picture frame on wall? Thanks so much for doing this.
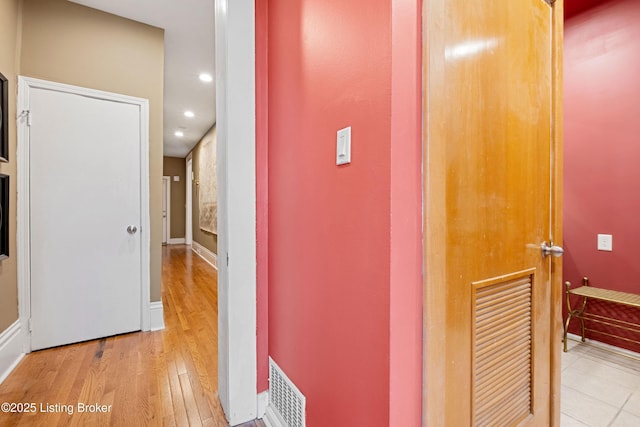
[0,71,8,162]
[0,174,8,260]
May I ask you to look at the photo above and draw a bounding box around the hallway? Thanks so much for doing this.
[0,245,260,426]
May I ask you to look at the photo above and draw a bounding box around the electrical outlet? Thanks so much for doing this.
[597,234,613,251]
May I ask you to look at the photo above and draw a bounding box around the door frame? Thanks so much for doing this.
[550,2,564,424]
[16,76,151,352]
[215,0,259,424]
[422,1,564,425]
[185,155,193,246]
[162,175,171,244]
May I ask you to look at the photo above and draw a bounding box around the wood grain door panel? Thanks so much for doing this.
[423,0,561,425]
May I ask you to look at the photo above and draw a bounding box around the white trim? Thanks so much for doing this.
[149,302,165,331]
[17,78,31,353]
[191,240,218,269]
[162,176,171,244]
[257,390,269,419]
[215,0,258,424]
[185,155,193,246]
[168,238,186,245]
[566,333,640,359]
[17,76,152,350]
[263,406,285,427]
[139,85,152,333]
[0,321,25,384]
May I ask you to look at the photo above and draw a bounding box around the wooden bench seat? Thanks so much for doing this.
[563,277,640,352]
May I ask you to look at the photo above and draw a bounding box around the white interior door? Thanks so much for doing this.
[29,86,143,351]
[162,176,169,244]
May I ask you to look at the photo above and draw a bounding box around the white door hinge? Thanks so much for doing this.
[28,318,32,332]
[226,253,229,267]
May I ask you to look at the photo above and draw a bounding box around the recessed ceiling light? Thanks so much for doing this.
[175,131,184,137]
[184,111,195,118]
[199,73,213,83]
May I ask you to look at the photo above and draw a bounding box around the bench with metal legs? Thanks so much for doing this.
[563,277,640,352]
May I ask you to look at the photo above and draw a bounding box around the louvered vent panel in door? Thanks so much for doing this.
[473,274,533,427]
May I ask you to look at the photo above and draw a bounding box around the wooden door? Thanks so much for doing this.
[28,83,143,351]
[423,0,563,426]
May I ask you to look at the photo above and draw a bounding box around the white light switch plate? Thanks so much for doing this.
[173,176,180,182]
[336,126,351,165]
[597,234,613,251]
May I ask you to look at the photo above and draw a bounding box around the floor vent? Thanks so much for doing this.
[268,357,306,427]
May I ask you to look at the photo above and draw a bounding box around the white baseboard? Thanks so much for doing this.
[192,240,217,270]
[0,320,25,384]
[257,391,269,419]
[263,406,285,427]
[149,301,165,331]
[168,238,186,245]
[567,333,640,359]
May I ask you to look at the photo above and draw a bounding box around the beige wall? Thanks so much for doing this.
[0,0,21,332]
[163,157,186,239]
[20,0,165,301]
[189,126,217,254]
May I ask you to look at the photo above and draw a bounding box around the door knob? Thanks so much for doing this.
[541,242,563,258]
[127,225,138,234]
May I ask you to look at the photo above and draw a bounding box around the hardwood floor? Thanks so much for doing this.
[0,245,264,427]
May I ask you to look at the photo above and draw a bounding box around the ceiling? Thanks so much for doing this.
[70,0,216,158]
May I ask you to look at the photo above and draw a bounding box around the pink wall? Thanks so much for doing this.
[265,0,421,425]
[389,0,422,425]
[256,0,269,393]
[564,0,640,352]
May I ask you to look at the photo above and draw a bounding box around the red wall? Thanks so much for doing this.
[256,0,269,393]
[265,0,421,425]
[564,0,640,352]
[565,0,610,19]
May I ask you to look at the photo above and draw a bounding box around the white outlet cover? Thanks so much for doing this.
[597,234,613,251]
[173,175,180,182]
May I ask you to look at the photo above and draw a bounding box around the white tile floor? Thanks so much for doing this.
[562,338,640,427]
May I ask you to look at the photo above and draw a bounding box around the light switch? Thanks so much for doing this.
[597,234,613,251]
[173,176,180,182]
[336,126,351,165]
